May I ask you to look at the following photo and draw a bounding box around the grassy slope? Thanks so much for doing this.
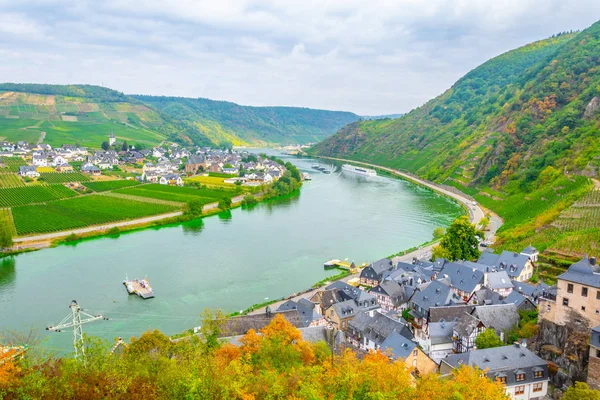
[132,95,361,146]
[312,22,600,260]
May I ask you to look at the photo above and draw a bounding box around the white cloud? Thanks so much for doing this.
[0,1,598,114]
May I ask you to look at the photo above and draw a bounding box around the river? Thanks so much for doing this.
[0,153,463,353]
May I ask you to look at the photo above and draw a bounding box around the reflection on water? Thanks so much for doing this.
[0,257,16,289]
[217,210,233,221]
[182,219,205,236]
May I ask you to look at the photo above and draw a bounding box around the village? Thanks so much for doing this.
[199,245,600,400]
[0,133,286,186]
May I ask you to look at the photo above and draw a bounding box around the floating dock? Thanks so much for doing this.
[324,259,367,274]
[123,277,154,299]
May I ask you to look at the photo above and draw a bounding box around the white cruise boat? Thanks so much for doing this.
[341,164,377,177]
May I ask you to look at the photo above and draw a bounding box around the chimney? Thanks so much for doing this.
[514,341,520,348]
[591,257,597,266]
[521,339,527,348]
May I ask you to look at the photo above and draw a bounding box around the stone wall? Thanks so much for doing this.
[588,356,600,390]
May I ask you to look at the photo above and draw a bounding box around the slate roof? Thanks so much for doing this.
[470,288,502,306]
[442,345,548,386]
[502,291,535,309]
[511,280,549,299]
[381,332,417,360]
[411,280,459,316]
[331,299,358,319]
[486,271,513,290]
[521,245,538,255]
[361,258,394,281]
[369,281,411,306]
[458,260,494,274]
[454,312,483,337]
[348,312,413,346]
[429,321,457,345]
[478,250,530,279]
[428,304,475,323]
[326,281,377,305]
[439,262,484,293]
[472,304,519,335]
[557,256,600,288]
[276,299,323,327]
[19,166,36,173]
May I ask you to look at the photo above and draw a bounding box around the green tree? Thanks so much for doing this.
[101,141,110,151]
[185,199,204,217]
[433,227,445,239]
[475,328,503,349]
[0,226,13,249]
[218,198,232,211]
[121,141,128,152]
[563,382,600,400]
[438,216,481,261]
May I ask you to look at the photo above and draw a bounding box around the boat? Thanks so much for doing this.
[302,172,312,181]
[322,170,331,174]
[324,259,340,269]
[311,164,321,170]
[123,276,154,299]
[341,164,377,177]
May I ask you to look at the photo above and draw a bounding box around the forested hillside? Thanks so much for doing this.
[132,95,360,146]
[312,21,600,260]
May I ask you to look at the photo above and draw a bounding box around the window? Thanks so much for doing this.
[597,291,600,300]
[535,370,543,378]
[596,310,599,315]
[515,385,525,395]
[567,284,574,294]
[582,306,586,312]
[515,373,525,381]
[563,298,569,306]
[498,376,507,384]
[582,287,588,297]
[533,382,544,392]
[413,349,418,357]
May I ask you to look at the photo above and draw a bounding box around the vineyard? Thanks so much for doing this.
[38,172,90,183]
[0,157,27,172]
[114,184,237,204]
[0,172,25,188]
[0,209,16,247]
[84,180,140,192]
[0,184,77,207]
[12,195,178,235]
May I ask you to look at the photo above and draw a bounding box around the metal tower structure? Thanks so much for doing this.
[46,300,108,360]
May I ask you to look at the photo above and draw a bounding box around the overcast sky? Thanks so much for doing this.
[0,1,598,115]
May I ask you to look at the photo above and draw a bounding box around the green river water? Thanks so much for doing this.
[0,153,463,353]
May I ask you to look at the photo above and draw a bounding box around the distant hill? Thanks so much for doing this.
[0,84,359,148]
[360,114,403,120]
[312,21,600,261]
[131,95,360,146]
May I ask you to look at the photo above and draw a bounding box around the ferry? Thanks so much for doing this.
[341,164,377,177]
[123,276,154,299]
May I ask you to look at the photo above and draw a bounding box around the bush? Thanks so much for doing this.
[218,198,232,211]
[241,194,257,206]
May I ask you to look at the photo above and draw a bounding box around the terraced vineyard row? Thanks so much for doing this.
[0,157,27,172]
[0,172,25,188]
[114,184,236,204]
[12,195,178,235]
[0,184,77,207]
[84,180,140,192]
[38,172,90,183]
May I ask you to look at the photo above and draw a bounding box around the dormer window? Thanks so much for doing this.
[534,370,543,378]
[515,373,525,382]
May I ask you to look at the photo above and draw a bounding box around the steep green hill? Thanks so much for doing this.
[312,22,600,259]
[132,95,360,146]
[0,83,171,148]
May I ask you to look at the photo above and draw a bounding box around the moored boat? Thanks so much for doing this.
[341,164,376,177]
[123,276,154,299]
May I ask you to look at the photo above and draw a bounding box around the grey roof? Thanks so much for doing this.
[470,288,502,306]
[502,291,535,309]
[411,280,458,314]
[326,281,377,307]
[276,299,323,327]
[478,251,530,279]
[486,271,513,290]
[439,262,484,293]
[429,321,456,345]
[511,280,549,299]
[331,299,358,318]
[381,332,417,360]
[472,304,519,335]
[349,312,413,346]
[557,256,600,288]
[453,312,483,337]
[369,281,410,306]
[428,304,475,323]
[442,344,548,386]
[521,245,538,255]
[458,260,494,274]
[360,258,394,280]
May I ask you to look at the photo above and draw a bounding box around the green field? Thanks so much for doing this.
[84,180,141,192]
[0,209,16,240]
[0,173,25,188]
[114,184,238,204]
[0,184,78,207]
[12,195,178,235]
[0,157,27,173]
[38,172,90,183]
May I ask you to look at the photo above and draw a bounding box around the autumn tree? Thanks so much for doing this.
[563,382,600,400]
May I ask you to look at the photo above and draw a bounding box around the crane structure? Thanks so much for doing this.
[46,300,108,360]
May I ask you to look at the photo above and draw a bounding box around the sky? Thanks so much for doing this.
[0,1,599,115]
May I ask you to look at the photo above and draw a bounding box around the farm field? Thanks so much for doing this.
[0,184,77,207]
[0,157,27,172]
[114,184,239,204]
[0,173,25,188]
[184,175,236,188]
[12,195,178,235]
[84,180,140,192]
[38,172,90,183]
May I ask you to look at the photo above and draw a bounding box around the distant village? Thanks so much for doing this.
[212,246,600,400]
[0,133,286,185]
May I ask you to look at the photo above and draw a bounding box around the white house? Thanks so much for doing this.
[52,155,67,167]
[159,174,183,186]
[19,166,39,178]
[32,155,48,167]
